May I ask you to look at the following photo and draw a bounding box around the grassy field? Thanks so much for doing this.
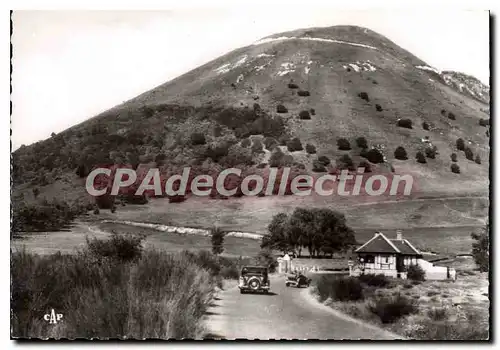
[11,236,231,339]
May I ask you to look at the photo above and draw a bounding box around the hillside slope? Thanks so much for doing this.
[12,25,490,209]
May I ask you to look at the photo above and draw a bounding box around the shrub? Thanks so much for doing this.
[471,227,489,272]
[263,137,278,150]
[297,90,310,97]
[241,138,251,148]
[315,276,364,302]
[298,110,311,120]
[190,132,206,145]
[407,264,426,281]
[441,109,447,116]
[253,103,261,113]
[288,83,299,89]
[448,112,456,120]
[210,227,225,256]
[286,137,303,152]
[456,138,465,151]
[358,160,372,173]
[356,137,368,149]
[375,104,383,112]
[312,160,327,173]
[317,155,331,166]
[358,92,369,102]
[358,273,390,287]
[337,138,351,150]
[87,233,144,262]
[416,151,427,164]
[310,108,316,115]
[451,163,461,174]
[368,294,418,323]
[451,153,458,162]
[479,118,489,127]
[394,146,408,160]
[475,154,481,164]
[422,122,430,130]
[425,145,437,159]
[337,154,355,171]
[305,144,317,154]
[464,147,474,161]
[397,119,413,129]
[251,138,264,153]
[93,208,100,215]
[276,104,288,113]
[362,148,384,164]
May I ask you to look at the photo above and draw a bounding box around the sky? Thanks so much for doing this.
[11,9,490,149]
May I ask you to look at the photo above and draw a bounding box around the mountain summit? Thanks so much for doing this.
[13,25,490,205]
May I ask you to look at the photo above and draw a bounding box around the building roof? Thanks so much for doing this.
[355,232,421,255]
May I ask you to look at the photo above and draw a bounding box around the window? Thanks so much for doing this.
[383,256,390,263]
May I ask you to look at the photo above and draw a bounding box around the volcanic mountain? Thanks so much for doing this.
[13,25,490,208]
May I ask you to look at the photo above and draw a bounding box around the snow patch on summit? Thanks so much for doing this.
[214,55,248,75]
[416,65,441,75]
[253,36,378,50]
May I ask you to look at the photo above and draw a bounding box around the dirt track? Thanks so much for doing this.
[204,275,403,340]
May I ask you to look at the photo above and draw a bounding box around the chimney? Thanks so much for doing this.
[396,230,403,240]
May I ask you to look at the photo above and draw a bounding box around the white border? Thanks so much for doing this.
[2,2,496,349]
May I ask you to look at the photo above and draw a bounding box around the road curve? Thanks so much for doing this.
[204,275,403,340]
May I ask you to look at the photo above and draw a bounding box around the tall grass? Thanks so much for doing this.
[11,234,238,339]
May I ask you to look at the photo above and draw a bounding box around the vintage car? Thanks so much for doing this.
[285,272,311,288]
[238,266,270,294]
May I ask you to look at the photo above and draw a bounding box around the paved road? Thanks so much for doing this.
[204,275,403,340]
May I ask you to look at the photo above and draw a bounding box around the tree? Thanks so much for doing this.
[475,154,482,164]
[211,227,225,256]
[287,137,303,152]
[356,137,368,149]
[337,154,355,171]
[425,145,437,159]
[471,226,489,272]
[305,144,317,154]
[451,153,458,162]
[397,119,413,129]
[456,138,465,151]
[337,138,351,150]
[464,147,474,161]
[451,164,460,174]
[264,208,356,258]
[422,122,430,130]
[262,213,291,254]
[394,146,408,160]
[362,148,384,164]
[416,151,426,164]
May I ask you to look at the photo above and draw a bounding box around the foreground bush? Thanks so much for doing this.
[368,294,418,323]
[358,274,390,288]
[10,238,233,339]
[315,276,364,302]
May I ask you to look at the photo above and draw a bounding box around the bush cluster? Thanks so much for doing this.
[316,276,364,302]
